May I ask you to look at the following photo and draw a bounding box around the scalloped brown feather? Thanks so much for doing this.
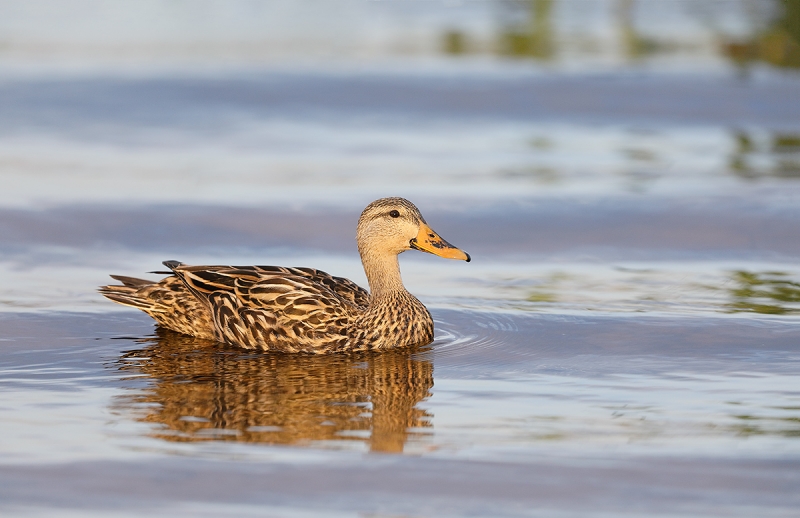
[100,263,433,353]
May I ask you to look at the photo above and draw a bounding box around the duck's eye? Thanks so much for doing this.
[389,210,400,218]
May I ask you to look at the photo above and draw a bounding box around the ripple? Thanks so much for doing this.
[429,311,556,373]
[433,312,515,355]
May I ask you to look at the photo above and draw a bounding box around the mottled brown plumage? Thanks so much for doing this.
[99,198,470,353]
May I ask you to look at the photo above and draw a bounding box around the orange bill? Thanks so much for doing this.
[410,223,471,262]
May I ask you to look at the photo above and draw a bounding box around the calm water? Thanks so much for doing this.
[2,1,800,517]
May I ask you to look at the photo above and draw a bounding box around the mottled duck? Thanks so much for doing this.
[99,197,470,353]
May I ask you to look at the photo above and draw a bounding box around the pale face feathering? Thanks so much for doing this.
[356,198,469,295]
[99,197,470,353]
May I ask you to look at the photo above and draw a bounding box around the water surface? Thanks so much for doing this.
[1,2,800,516]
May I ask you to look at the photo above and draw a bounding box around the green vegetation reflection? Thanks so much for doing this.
[730,413,800,438]
[112,329,433,453]
[440,0,800,70]
[722,0,800,70]
[726,270,800,315]
[525,271,569,304]
[498,0,555,59]
[731,130,800,180]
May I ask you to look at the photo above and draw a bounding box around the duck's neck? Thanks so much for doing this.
[360,249,406,299]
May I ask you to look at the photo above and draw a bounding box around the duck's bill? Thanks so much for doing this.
[410,223,471,262]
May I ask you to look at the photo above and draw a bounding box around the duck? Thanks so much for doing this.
[99,197,470,353]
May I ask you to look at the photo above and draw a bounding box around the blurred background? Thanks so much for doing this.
[0,0,798,70]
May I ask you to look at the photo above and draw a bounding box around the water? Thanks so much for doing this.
[1,1,800,516]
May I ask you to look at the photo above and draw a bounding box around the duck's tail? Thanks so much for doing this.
[99,265,216,340]
[99,275,163,312]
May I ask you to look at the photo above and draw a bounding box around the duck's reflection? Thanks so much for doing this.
[115,328,434,453]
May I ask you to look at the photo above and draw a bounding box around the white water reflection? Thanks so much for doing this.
[1,121,795,209]
[426,373,800,460]
[2,246,798,319]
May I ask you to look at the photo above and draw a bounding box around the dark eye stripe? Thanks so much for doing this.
[389,210,400,218]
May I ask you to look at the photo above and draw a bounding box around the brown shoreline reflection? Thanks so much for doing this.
[113,329,434,453]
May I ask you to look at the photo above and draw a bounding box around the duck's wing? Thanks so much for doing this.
[165,264,369,307]
[165,262,368,352]
[251,265,370,309]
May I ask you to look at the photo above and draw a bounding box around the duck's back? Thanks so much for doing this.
[100,264,371,352]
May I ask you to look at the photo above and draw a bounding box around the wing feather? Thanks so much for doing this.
[163,263,367,351]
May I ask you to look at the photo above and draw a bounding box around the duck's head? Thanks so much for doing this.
[356,197,470,262]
